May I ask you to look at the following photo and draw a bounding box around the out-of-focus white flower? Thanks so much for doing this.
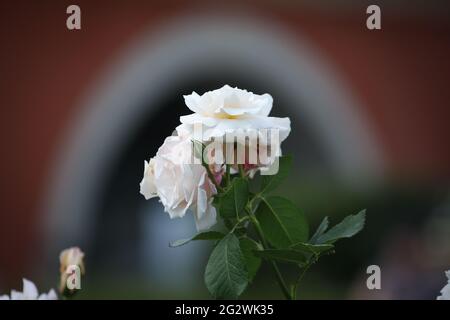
[0,279,57,300]
[177,85,291,142]
[59,247,85,294]
[437,270,450,300]
[140,134,217,231]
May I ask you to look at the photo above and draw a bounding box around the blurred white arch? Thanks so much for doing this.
[42,13,384,258]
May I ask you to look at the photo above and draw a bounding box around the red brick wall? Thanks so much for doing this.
[0,0,449,284]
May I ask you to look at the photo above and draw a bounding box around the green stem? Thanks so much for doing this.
[203,163,223,192]
[238,164,245,178]
[246,207,293,300]
[226,164,231,186]
[292,263,310,300]
[229,216,250,233]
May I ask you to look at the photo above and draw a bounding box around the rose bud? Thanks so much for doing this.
[59,247,85,297]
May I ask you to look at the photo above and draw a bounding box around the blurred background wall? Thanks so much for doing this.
[0,0,449,299]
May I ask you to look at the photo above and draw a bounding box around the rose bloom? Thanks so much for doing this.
[0,279,57,300]
[59,247,85,294]
[140,86,291,229]
[140,134,218,231]
[437,270,450,300]
[176,85,291,142]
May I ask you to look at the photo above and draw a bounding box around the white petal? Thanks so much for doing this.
[22,279,38,300]
[196,185,208,220]
[10,290,23,300]
[179,114,218,127]
[165,202,189,219]
[139,160,158,200]
[182,85,273,119]
[257,93,273,116]
[218,106,261,116]
[38,289,58,300]
[183,92,203,114]
[194,203,217,231]
[437,270,450,300]
[437,283,450,300]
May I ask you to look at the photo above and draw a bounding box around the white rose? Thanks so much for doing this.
[176,85,291,142]
[437,270,450,300]
[140,134,218,231]
[0,279,57,300]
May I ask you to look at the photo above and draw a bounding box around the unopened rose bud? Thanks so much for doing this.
[59,247,85,297]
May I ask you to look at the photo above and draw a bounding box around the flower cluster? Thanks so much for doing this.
[0,279,57,300]
[140,85,290,230]
[0,247,85,300]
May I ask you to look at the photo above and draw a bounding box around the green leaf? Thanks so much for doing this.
[309,217,329,244]
[260,155,292,195]
[169,231,225,248]
[290,242,334,255]
[216,178,249,218]
[253,249,307,265]
[316,210,366,244]
[256,196,308,248]
[239,237,262,282]
[204,233,248,299]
